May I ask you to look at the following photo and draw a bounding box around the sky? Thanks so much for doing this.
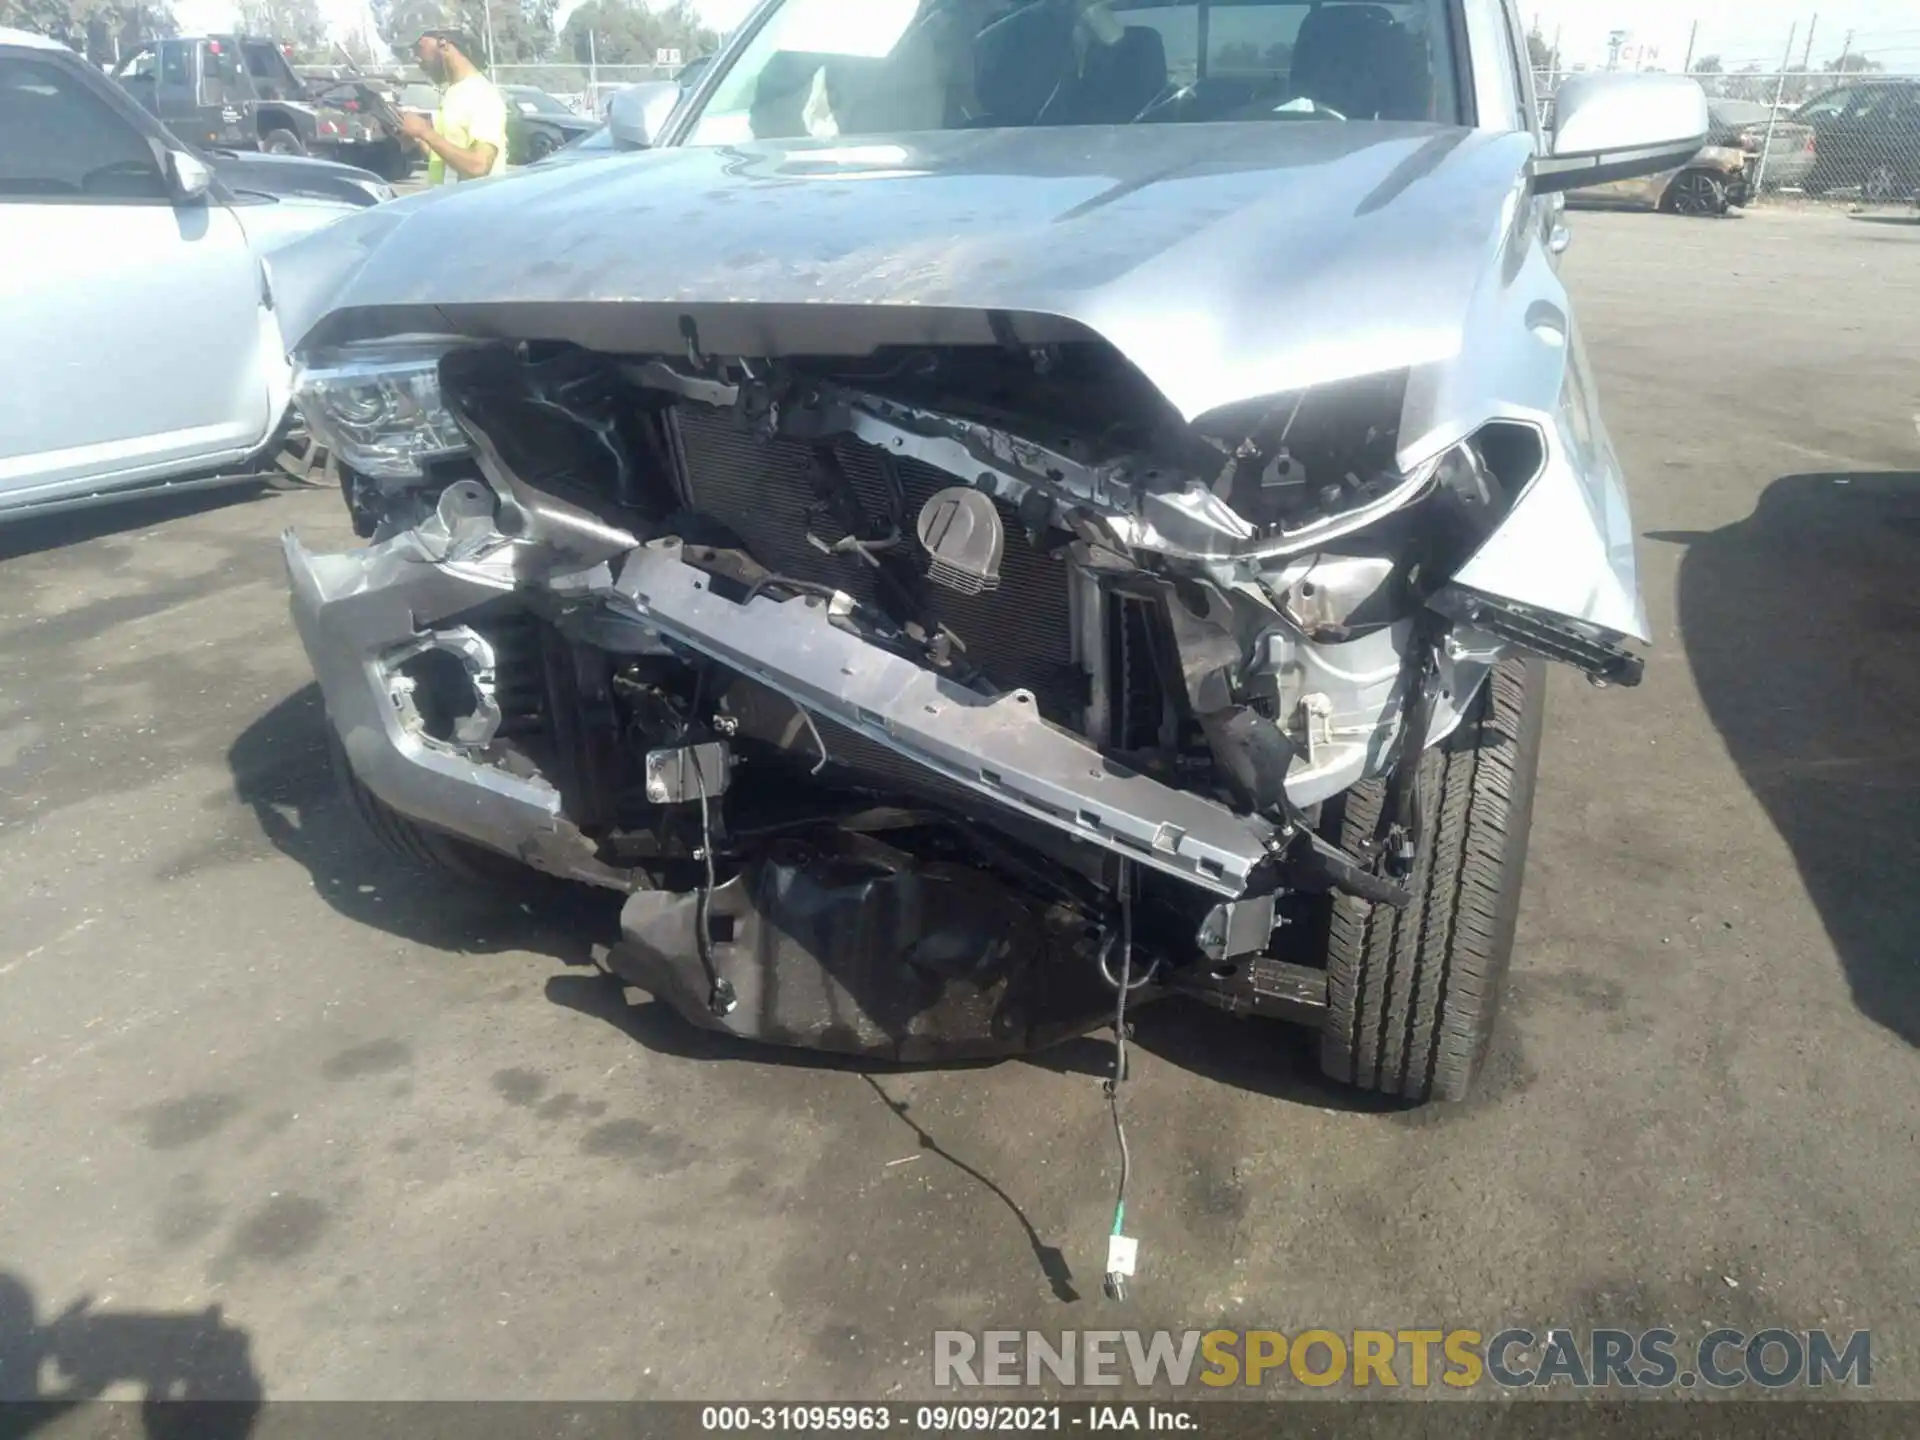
[172,0,1920,73]
[1526,0,1920,73]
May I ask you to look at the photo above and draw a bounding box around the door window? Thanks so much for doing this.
[119,45,158,81]
[241,41,296,100]
[0,54,168,201]
[159,40,189,86]
[1797,88,1855,121]
[1852,87,1907,125]
[1497,0,1540,136]
[199,41,244,103]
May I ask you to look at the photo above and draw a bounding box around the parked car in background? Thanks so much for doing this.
[394,77,441,118]
[1795,80,1920,203]
[536,121,613,164]
[273,0,1709,1105]
[1705,97,1817,190]
[205,146,395,207]
[1566,140,1751,215]
[1,28,364,521]
[503,85,598,163]
[526,78,693,167]
[114,34,408,179]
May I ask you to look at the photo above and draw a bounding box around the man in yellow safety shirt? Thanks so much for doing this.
[398,28,509,184]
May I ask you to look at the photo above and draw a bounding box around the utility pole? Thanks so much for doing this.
[480,0,496,69]
[588,28,599,115]
[1799,13,1818,92]
[1683,19,1698,73]
[1550,22,1562,85]
[1606,29,1627,71]
[1836,28,1853,71]
[1756,21,1797,193]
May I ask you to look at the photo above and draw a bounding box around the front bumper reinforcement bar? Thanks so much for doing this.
[612,539,1276,898]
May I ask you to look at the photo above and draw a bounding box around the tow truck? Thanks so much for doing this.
[114,34,408,178]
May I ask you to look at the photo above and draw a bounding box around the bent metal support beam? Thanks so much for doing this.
[610,539,1279,898]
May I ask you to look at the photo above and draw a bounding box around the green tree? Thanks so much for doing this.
[0,0,78,43]
[1,0,175,55]
[237,0,327,48]
[338,24,382,64]
[372,0,557,66]
[1524,22,1557,73]
[1826,53,1884,74]
[560,0,715,66]
[1720,62,1769,102]
[1689,54,1722,75]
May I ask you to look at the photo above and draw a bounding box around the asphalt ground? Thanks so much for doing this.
[1,207,1918,1407]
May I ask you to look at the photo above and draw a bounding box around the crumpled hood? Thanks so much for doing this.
[274,121,1536,423]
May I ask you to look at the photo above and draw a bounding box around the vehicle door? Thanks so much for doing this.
[1799,85,1871,186]
[115,41,161,116]
[150,37,201,130]
[1852,85,1920,196]
[194,39,253,146]
[0,46,276,505]
[240,40,305,103]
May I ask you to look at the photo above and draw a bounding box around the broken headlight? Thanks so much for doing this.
[294,341,472,480]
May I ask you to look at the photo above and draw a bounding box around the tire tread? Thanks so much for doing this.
[1319,657,1546,1102]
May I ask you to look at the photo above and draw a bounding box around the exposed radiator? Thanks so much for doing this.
[670,404,1084,726]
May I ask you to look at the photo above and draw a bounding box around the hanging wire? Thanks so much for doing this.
[691,741,735,1017]
[1102,861,1136,1299]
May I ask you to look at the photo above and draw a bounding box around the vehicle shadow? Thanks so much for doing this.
[0,485,271,562]
[226,684,620,967]
[0,1271,262,1439]
[1650,471,1920,1047]
[550,957,1405,1114]
[1122,999,1424,1114]
[543,972,1083,1301]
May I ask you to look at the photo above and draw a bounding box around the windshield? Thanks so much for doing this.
[562,124,613,152]
[685,0,1455,145]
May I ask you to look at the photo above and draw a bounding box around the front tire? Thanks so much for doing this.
[1664,169,1728,216]
[261,127,305,156]
[269,415,338,490]
[1317,657,1546,1102]
[328,728,528,887]
[367,138,411,181]
[1863,162,1912,205]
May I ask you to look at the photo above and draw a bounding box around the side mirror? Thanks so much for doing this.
[607,80,683,151]
[167,148,214,202]
[1534,74,1710,194]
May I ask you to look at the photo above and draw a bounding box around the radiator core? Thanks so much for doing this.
[670,404,1084,727]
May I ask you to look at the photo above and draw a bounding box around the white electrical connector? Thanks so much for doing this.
[1104,1233,1139,1301]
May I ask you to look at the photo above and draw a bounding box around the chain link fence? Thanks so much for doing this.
[492,62,688,119]
[1534,68,1920,207]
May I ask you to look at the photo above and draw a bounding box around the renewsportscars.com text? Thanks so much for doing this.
[933,1328,1871,1391]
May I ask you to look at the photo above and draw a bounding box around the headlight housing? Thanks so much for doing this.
[294,341,471,479]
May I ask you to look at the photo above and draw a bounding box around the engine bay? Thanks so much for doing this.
[302,334,1594,1059]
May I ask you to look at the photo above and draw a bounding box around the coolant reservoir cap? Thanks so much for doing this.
[916,487,1004,596]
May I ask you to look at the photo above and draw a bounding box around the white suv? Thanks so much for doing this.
[0,28,364,522]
